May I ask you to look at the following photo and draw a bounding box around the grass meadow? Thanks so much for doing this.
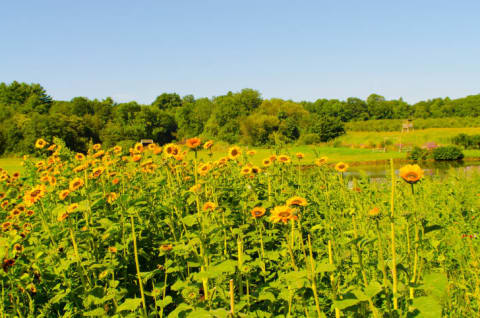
[0,138,479,317]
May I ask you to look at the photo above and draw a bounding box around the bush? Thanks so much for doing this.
[452,133,480,149]
[309,116,345,142]
[407,146,429,161]
[432,146,464,161]
[297,133,321,145]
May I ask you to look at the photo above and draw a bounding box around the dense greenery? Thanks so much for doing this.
[1,81,480,154]
[452,133,480,149]
[0,140,479,316]
[408,146,464,161]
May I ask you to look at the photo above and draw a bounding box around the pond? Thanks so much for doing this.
[347,160,480,178]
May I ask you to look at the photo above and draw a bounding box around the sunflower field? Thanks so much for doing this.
[0,137,479,317]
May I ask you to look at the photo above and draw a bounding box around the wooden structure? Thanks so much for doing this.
[402,119,414,132]
[140,139,154,146]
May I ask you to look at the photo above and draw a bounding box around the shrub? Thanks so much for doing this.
[407,146,429,161]
[297,133,321,145]
[452,133,480,149]
[432,146,464,161]
[309,116,345,142]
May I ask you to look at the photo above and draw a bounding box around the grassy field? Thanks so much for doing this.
[337,127,480,147]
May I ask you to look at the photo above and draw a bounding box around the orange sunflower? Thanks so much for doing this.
[399,164,424,184]
[186,137,201,149]
[251,207,266,219]
[269,206,297,224]
[202,201,217,212]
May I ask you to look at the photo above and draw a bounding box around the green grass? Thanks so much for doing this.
[338,127,480,147]
[0,157,26,174]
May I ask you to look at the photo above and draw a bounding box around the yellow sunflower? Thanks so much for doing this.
[228,146,242,160]
[69,178,84,191]
[335,162,349,172]
[269,205,296,224]
[251,207,266,219]
[399,164,424,184]
[35,138,48,149]
[286,196,308,207]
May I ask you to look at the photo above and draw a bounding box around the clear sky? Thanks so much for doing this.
[1,0,479,104]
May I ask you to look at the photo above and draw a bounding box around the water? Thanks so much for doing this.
[347,160,480,178]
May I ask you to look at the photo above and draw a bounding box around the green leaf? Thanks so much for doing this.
[116,298,143,312]
[424,225,443,235]
[333,297,361,310]
[182,215,197,227]
[412,296,442,318]
[315,261,336,273]
[364,281,382,298]
[423,272,448,299]
[258,291,276,302]
[83,308,106,316]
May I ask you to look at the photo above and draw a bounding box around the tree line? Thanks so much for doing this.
[0,81,479,154]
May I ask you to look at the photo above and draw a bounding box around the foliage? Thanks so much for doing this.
[432,146,464,161]
[452,133,480,149]
[407,146,430,161]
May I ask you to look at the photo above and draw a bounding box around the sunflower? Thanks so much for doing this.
[262,158,272,167]
[399,164,424,184]
[134,143,144,153]
[247,150,256,156]
[269,155,277,162]
[58,190,69,200]
[160,244,173,252]
[315,157,328,166]
[24,185,46,206]
[186,137,201,149]
[198,163,211,176]
[203,140,214,150]
[73,164,88,173]
[286,196,308,207]
[1,200,9,210]
[92,150,105,159]
[335,162,349,172]
[164,143,180,158]
[228,146,242,160]
[278,155,291,164]
[153,146,162,155]
[91,167,105,179]
[368,207,380,218]
[296,152,305,160]
[1,222,11,232]
[108,246,118,253]
[241,166,252,176]
[48,176,57,186]
[69,178,84,191]
[148,143,156,151]
[251,207,266,219]
[47,144,57,151]
[67,203,79,213]
[251,166,260,174]
[35,138,48,149]
[107,192,119,204]
[269,206,296,224]
[75,153,86,161]
[189,184,202,193]
[113,145,122,154]
[112,178,120,185]
[202,201,217,212]
[132,155,142,162]
[13,243,23,253]
[93,144,102,151]
[12,172,20,179]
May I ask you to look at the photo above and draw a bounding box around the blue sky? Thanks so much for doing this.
[1,0,479,104]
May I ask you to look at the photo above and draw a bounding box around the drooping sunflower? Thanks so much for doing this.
[59,190,70,200]
[92,150,105,159]
[228,146,242,160]
[73,164,88,173]
[399,164,424,184]
[202,201,217,212]
[286,196,308,207]
[203,140,214,150]
[251,207,266,219]
[269,205,296,224]
[186,137,201,149]
[69,177,85,191]
[315,157,328,166]
[35,138,48,149]
[335,162,349,172]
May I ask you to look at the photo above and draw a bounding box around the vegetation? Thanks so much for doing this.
[3,81,480,156]
[0,138,479,316]
[452,133,480,150]
[432,146,464,161]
